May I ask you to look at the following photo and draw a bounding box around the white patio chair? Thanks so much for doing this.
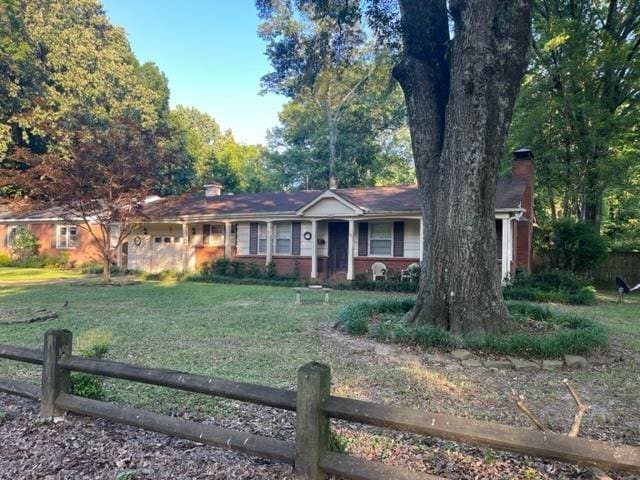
[400,263,420,282]
[371,262,387,281]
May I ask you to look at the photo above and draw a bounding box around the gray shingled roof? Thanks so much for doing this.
[0,179,527,221]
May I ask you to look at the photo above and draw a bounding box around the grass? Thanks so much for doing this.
[0,280,384,413]
[0,267,86,283]
[0,276,638,440]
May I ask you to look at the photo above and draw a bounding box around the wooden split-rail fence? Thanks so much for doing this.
[1,330,639,479]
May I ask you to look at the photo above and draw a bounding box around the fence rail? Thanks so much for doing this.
[1,329,639,479]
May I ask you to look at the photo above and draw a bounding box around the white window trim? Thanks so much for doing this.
[205,224,225,247]
[56,225,79,250]
[6,225,18,247]
[274,222,292,256]
[368,222,394,258]
[257,223,267,255]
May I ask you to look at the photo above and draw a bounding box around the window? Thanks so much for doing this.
[258,224,267,254]
[369,223,392,256]
[275,223,292,254]
[203,224,224,246]
[57,225,79,249]
[6,226,18,247]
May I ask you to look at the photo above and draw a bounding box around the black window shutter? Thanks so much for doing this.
[358,222,368,257]
[393,221,404,257]
[203,224,211,246]
[249,223,258,255]
[291,222,301,256]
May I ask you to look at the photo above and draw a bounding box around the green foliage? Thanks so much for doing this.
[187,274,306,288]
[80,262,125,275]
[546,220,608,272]
[70,337,110,400]
[504,268,597,305]
[506,0,640,233]
[337,298,607,358]
[512,268,589,292]
[9,227,39,261]
[0,252,72,269]
[115,471,135,480]
[336,297,415,335]
[503,286,596,305]
[329,431,349,454]
[265,261,277,278]
[334,276,419,293]
[137,270,185,282]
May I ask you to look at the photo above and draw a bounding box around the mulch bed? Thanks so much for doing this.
[2,392,639,479]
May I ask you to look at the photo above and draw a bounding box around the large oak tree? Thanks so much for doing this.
[258,0,533,334]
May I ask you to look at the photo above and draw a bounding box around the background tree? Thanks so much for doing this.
[170,105,270,193]
[266,54,413,190]
[258,1,388,188]
[507,0,640,234]
[3,114,175,283]
[258,0,533,334]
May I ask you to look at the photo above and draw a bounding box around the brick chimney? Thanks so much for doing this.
[512,148,534,183]
[512,148,534,272]
[204,181,222,197]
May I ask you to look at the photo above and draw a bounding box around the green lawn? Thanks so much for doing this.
[0,278,638,444]
[0,267,86,283]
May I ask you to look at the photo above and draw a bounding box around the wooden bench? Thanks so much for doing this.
[293,287,333,305]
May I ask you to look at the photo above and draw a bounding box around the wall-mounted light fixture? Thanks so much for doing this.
[192,227,196,235]
[143,227,148,235]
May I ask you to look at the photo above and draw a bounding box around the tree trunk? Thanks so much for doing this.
[395,0,532,335]
[327,112,338,189]
[102,255,111,283]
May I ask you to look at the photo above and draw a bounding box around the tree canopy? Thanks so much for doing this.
[507,0,640,237]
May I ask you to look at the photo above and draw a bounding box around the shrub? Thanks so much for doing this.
[511,268,589,292]
[0,252,73,269]
[337,298,607,358]
[211,258,231,276]
[265,261,277,278]
[546,219,608,273]
[246,262,263,278]
[10,227,40,261]
[503,285,596,305]
[187,274,306,288]
[70,338,110,400]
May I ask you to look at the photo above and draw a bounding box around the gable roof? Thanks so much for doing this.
[0,178,528,222]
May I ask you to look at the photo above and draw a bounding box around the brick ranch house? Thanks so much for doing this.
[0,149,535,283]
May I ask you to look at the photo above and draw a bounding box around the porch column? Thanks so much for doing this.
[224,221,232,258]
[501,218,510,283]
[419,218,423,262]
[266,221,273,264]
[182,222,190,273]
[507,217,514,278]
[347,220,354,280]
[310,220,318,279]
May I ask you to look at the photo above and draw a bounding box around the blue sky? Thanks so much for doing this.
[101,0,285,145]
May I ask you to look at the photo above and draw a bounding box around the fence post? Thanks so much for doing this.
[40,329,72,417]
[295,362,330,480]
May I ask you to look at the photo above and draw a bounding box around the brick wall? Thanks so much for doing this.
[195,246,225,268]
[0,223,103,265]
